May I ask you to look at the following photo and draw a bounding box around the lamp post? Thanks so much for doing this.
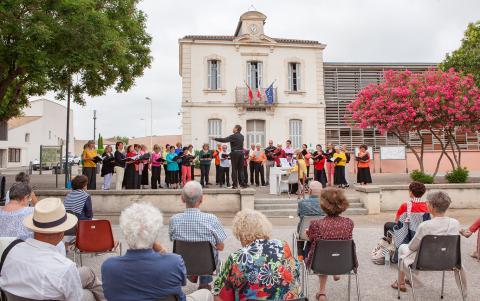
[64,85,71,188]
[145,97,153,150]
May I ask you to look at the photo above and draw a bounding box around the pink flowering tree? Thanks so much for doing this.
[347,69,480,176]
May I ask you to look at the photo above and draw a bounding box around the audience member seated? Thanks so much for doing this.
[213,209,302,301]
[383,181,430,261]
[64,175,94,220]
[169,181,227,290]
[306,188,354,301]
[460,217,480,259]
[391,191,467,296]
[0,183,34,240]
[0,198,105,300]
[297,180,325,220]
[4,172,38,205]
[101,202,213,301]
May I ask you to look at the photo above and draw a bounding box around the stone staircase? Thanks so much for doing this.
[254,193,368,217]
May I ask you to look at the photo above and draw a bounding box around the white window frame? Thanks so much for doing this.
[289,119,302,148]
[208,119,222,147]
[25,133,30,143]
[207,60,221,90]
[247,61,263,89]
[288,62,301,91]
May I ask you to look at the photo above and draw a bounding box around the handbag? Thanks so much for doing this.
[371,236,395,265]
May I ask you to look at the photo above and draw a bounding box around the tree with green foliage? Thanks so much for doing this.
[0,0,152,121]
[441,21,480,87]
[111,136,129,145]
[97,134,104,151]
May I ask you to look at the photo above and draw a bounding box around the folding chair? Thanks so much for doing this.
[72,220,122,266]
[173,240,219,276]
[292,216,324,258]
[304,240,360,301]
[397,235,465,301]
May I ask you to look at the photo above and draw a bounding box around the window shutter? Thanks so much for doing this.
[258,62,263,88]
[216,61,221,90]
[296,63,301,91]
[288,63,293,91]
[247,62,252,88]
[207,61,212,89]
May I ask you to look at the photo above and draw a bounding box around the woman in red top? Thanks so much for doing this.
[306,188,354,301]
[460,218,480,259]
[313,144,327,188]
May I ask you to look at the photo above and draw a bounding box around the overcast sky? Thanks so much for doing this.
[47,0,480,140]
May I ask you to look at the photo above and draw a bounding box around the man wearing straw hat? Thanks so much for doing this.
[0,198,105,301]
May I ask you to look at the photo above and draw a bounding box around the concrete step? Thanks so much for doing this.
[254,202,364,211]
[255,197,361,205]
[257,207,368,217]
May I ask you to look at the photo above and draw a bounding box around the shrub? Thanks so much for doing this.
[410,170,434,184]
[445,167,469,183]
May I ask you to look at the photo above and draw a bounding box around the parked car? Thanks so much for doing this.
[31,159,53,170]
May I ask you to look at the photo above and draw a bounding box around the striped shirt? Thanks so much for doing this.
[168,208,227,247]
[64,190,93,220]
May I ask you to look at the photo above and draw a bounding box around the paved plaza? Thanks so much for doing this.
[73,211,480,301]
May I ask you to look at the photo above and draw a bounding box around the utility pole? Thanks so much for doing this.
[146,97,153,150]
[93,110,97,144]
[64,85,71,188]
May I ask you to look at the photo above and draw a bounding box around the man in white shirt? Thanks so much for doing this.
[0,198,105,301]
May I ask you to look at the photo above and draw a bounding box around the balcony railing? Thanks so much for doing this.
[235,87,278,107]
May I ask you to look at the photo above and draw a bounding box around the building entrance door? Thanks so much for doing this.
[246,120,265,148]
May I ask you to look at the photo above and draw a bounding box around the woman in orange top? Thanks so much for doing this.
[356,144,372,185]
[252,143,267,186]
[213,144,222,185]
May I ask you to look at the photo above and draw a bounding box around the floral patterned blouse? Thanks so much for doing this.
[213,239,302,301]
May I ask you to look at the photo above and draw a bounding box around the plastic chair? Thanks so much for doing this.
[397,235,465,301]
[72,220,122,266]
[173,240,218,276]
[305,240,360,301]
[292,216,324,258]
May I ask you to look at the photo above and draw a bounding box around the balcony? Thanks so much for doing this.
[235,87,278,108]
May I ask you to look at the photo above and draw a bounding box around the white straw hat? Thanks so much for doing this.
[23,198,78,234]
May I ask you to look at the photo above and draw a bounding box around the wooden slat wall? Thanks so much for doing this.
[323,63,480,151]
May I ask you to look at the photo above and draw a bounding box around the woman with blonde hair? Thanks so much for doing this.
[290,150,308,198]
[213,210,302,301]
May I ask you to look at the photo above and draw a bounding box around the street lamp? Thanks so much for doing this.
[145,97,153,150]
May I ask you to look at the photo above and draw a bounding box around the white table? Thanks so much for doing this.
[269,167,290,195]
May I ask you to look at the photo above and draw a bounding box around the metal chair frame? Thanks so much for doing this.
[303,240,360,301]
[397,235,465,301]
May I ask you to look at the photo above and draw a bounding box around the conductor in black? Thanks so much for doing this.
[214,124,247,189]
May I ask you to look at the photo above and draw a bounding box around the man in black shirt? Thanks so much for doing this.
[214,125,246,189]
[264,140,277,185]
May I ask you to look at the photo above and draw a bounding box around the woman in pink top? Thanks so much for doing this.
[150,144,164,189]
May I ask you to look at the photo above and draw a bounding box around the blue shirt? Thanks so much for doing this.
[101,249,186,301]
[297,196,324,219]
[166,153,180,171]
[169,208,227,247]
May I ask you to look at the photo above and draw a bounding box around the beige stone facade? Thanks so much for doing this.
[179,11,326,149]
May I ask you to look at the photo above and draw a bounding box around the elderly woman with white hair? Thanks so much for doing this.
[101,202,213,301]
[213,210,302,301]
[391,191,467,296]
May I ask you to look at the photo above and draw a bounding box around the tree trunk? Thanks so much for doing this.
[393,131,424,172]
[430,129,456,170]
[447,128,462,168]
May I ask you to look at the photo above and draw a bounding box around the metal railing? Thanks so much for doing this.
[235,87,277,107]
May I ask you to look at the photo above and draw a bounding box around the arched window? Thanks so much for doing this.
[289,119,302,148]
